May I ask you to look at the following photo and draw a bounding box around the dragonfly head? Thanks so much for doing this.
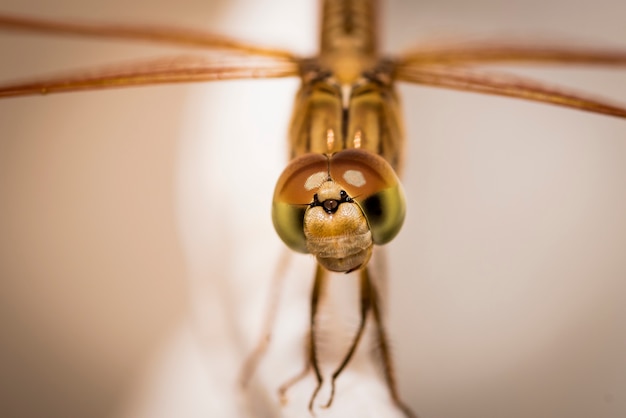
[272,149,406,273]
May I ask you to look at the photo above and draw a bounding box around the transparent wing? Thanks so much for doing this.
[0,54,299,98]
[396,40,626,67]
[0,13,298,59]
[394,64,626,118]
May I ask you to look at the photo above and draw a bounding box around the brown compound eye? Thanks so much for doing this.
[329,149,406,245]
[272,153,329,253]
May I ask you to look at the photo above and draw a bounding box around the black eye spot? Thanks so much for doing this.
[362,194,383,222]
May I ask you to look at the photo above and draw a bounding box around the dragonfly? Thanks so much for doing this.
[1,0,626,417]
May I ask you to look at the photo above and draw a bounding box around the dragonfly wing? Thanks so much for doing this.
[396,40,626,67]
[0,13,298,59]
[394,64,626,118]
[0,54,300,98]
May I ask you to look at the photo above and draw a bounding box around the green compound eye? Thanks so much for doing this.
[272,153,328,253]
[328,149,406,245]
[272,149,406,255]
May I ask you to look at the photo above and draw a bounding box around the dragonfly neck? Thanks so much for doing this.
[320,0,378,59]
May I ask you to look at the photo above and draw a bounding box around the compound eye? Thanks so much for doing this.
[272,153,328,253]
[329,149,406,245]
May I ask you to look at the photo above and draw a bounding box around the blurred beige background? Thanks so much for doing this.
[0,0,625,417]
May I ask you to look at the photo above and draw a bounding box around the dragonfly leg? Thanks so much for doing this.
[276,264,326,411]
[306,264,326,413]
[239,250,292,387]
[321,266,372,409]
[277,347,310,405]
[369,269,418,418]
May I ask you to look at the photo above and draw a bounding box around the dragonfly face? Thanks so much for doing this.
[272,148,406,272]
